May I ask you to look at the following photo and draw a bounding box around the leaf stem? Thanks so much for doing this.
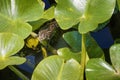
[41,46,48,58]
[8,65,29,80]
[80,34,86,80]
[31,32,38,38]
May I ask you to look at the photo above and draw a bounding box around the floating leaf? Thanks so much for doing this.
[0,0,45,38]
[86,59,120,80]
[0,33,26,69]
[86,44,120,80]
[110,44,120,72]
[29,6,55,31]
[42,6,55,20]
[93,20,109,32]
[63,31,104,58]
[117,0,120,11]
[57,47,81,62]
[79,0,115,33]
[55,0,115,33]
[0,33,24,57]
[86,34,104,58]
[0,20,32,39]
[29,19,48,31]
[55,0,86,29]
[32,55,81,80]
[63,31,81,52]
[0,56,26,70]
[0,0,44,22]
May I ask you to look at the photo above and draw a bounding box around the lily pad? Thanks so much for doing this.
[42,6,55,20]
[55,0,115,33]
[32,55,81,80]
[29,19,48,31]
[0,0,44,22]
[0,19,32,39]
[86,34,104,58]
[29,6,55,31]
[110,44,120,72]
[0,33,26,69]
[0,56,26,70]
[79,0,115,33]
[93,20,109,32]
[86,44,120,80]
[63,31,104,58]
[55,0,86,29]
[57,47,81,62]
[63,31,81,52]
[86,59,120,80]
[0,0,45,38]
[117,0,120,11]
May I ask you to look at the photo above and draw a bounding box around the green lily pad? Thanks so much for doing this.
[29,19,48,31]
[117,0,120,11]
[0,19,32,39]
[63,31,104,58]
[86,59,120,80]
[79,0,115,33]
[110,44,120,72]
[0,0,44,22]
[86,44,120,80]
[0,0,44,38]
[0,33,26,69]
[57,47,81,62]
[86,34,104,58]
[93,20,109,32]
[0,56,26,70]
[63,31,81,52]
[29,6,55,31]
[42,6,55,20]
[55,0,115,33]
[32,55,81,80]
[55,0,85,29]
